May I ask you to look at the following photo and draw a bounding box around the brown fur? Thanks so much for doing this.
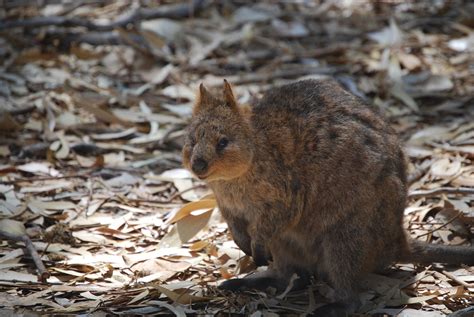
[183,79,474,316]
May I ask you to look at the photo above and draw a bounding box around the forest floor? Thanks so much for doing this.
[0,1,473,316]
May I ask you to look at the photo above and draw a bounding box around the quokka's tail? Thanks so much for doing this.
[400,240,474,265]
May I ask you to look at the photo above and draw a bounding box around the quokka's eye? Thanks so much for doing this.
[216,137,229,152]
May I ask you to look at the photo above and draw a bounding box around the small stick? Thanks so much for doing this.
[415,212,462,238]
[409,187,474,199]
[407,166,429,185]
[167,184,207,202]
[441,270,474,288]
[2,173,90,185]
[126,184,207,204]
[225,65,347,85]
[0,231,50,282]
[8,105,36,116]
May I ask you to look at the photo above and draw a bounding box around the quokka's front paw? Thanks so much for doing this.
[251,241,271,266]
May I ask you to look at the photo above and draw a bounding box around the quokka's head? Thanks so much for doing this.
[182,80,254,182]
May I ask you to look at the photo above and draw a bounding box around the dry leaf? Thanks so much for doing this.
[176,208,213,243]
[168,199,216,224]
[189,240,209,252]
[0,219,26,236]
[16,162,60,176]
[430,158,461,178]
[368,18,403,46]
[0,270,38,283]
[398,52,421,70]
[154,285,208,305]
[27,199,76,215]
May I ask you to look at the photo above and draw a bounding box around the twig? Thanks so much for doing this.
[415,211,462,238]
[158,125,185,147]
[294,43,351,59]
[44,30,128,46]
[428,141,474,159]
[0,231,50,282]
[72,178,95,221]
[221,66,347,85]
[0,0,206,30]
[8,105,36,116]
[126,184,207,204]
[276,273,299,299]
[441,270,474,288]
[2,173,91,185]
[167,184,207,202]
[3,167,143,185]
[409,187,474,199]
[39,241,52,265]
[407,166,429,185]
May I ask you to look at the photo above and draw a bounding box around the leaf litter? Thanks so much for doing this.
[0,1,473,316]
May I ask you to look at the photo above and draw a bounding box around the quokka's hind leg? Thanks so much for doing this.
[218,267,288,292]
[219,270,311,293]
[219,259,311,293]
[309,233,370,316]
[310,265,359,316]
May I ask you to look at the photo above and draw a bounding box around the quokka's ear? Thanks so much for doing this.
[223,79,238,110]
[194,83,214,115]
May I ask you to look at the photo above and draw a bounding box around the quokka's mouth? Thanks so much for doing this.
[195,169,216,181]
[197,173,210,180]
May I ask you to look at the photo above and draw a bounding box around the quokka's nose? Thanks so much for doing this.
[192,158,208,174]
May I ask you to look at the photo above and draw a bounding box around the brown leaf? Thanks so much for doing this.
[398,52,422,70]
[134,258,192,283]
[128,289,150,305]
[73,93,127,126]
[168,198,216,224]
[219,267,233,279]
[0,112,21,131]
[154,285,208,305]
[176,209,213,244]
[435,201,469,238]
[189,240,209,252]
